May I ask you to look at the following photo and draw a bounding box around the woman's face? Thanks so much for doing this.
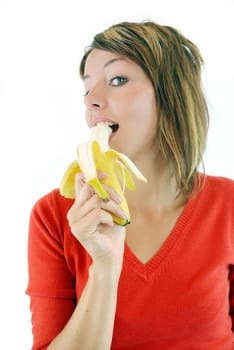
[83,49,158,161]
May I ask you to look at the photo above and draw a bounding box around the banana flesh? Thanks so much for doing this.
[60,122,147,226]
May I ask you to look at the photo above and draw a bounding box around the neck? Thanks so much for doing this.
[126,153,186,216]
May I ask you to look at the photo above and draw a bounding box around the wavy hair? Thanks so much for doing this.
[79,21,209,196]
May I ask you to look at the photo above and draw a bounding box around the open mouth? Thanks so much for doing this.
[109,123,119,133]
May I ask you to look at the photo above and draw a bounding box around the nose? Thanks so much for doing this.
[84,84,106,110]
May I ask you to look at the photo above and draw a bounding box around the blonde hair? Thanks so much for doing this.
[80,21,209,196]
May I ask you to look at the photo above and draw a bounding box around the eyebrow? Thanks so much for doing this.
[83,57,127,81]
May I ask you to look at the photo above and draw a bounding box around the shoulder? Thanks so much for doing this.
[204,174,234,196]
[199,174,234,213]
[32,188,74,214]
[205,174,234,186]
[193,175,234,244]
[29,189,74,237]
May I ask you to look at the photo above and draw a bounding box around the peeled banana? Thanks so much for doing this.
[60,122,147,226]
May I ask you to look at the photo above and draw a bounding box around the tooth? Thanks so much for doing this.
[60,122,147,226]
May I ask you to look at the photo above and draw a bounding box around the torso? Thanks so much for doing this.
[126,202,186,264]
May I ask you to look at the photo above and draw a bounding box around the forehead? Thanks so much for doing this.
[84,49,131,74]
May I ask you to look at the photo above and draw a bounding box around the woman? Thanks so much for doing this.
[26,20,234,349]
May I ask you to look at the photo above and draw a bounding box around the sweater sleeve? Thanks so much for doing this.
[230,266,234,331]
[26,190,76,350]
[228,179,234,333]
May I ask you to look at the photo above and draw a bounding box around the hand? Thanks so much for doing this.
[67,173,127,274]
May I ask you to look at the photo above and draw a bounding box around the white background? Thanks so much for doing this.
[0,0,233,348]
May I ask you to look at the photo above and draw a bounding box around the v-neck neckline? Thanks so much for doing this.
[124,186,202,281]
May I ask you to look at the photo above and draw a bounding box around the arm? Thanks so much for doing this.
[27,176,126,350]
[48,261,120,350]
[229,265,234,332]
[48,177,126,349]
[26,191,78,349]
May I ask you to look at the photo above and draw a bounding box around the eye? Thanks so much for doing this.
[109,76,128,86]
[83,90,89,97]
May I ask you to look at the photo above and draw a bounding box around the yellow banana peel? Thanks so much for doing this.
[60,122,147,226]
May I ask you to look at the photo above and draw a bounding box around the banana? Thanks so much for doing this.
[60,122,147,226]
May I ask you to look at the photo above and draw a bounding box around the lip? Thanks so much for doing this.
[93,117,117,127]
[89,117,119,141]
[92,118,119,134]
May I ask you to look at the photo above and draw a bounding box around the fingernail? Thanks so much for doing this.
[99,171,109,179]
[115,194,123,204]
[120,210,129,219]
[101,197,110,203]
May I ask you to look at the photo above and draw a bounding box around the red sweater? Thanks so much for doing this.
[26,175,234,350]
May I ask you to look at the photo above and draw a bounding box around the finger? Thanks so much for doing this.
[87,208,115,229]
[101,184,123,204]
[75,172,108,203]
[97,171,109,181]
[69,193,101,224]
[70,208,114,242]
[74,173,94,205]
[74,173,85,196]
[76,193,128,223]
[101,199,129,221]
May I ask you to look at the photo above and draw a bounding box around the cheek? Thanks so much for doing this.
[128,89,158,128]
